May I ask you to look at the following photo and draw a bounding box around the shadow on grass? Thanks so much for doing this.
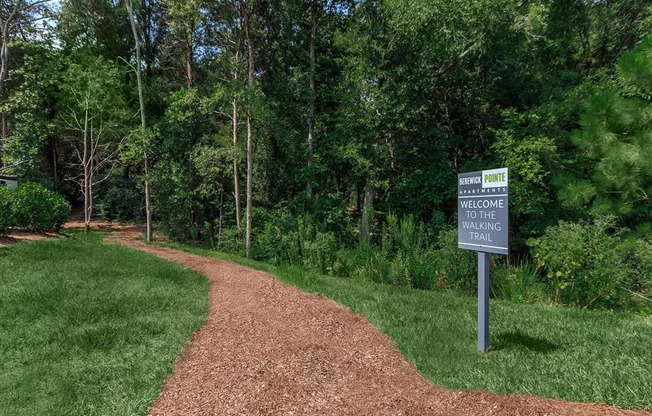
[493,331,560,353]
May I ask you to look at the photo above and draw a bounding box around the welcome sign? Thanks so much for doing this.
[457,168,509,255]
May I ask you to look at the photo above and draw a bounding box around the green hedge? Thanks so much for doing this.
[1,182,69,233]
[0,187,14,236]
[530,217,652,311]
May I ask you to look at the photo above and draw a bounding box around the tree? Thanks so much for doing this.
[58,56,126,233]
[561,35,652,228]
[0,0,51,165]
[237,0,259,257]
[126,0,153,242]
[166,0,203,87]
[2,42,54,180]
[305,0,320,199]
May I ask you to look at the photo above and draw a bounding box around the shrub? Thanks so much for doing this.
[617,238,652,313]
[302,230,338,274]
[0,187,14,235]
[331,244,373,278]
[491,258,549,304]
[96,180,144,222]
[331,216,439,289]
[216,227,245,256]
[435,228,477,292]
[408,250,440,290]
[382,214,423,256]
[253,222,300,264]
[11,183,69,232]
[530,217,640,309]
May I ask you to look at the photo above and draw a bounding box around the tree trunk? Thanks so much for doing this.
[186,45,194,87]
[83,106,91,233]
[144,159,152,241]
[306,1,317,199]
[127,0,153,242]
[233,52,242,231]
[0,21,10,166]
[246,113,253,257]
[244,4,254,257]
[360,183,374,244]
[52,137,58,181]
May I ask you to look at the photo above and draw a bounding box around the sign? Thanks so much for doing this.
[457,167,509,255]
[0,175,18,191]
[457,167,509,353]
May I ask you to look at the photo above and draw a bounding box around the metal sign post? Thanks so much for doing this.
[457,167,509,353]
[478,252,490,352]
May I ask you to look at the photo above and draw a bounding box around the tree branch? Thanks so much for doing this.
[432,42,477,79]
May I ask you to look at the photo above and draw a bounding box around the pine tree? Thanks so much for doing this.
[563,36,652,228]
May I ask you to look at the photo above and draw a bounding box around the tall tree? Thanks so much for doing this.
[561,35,652,228]
[233,47,243,231]
[166,0,202,87]
[126,0,153,242]
[2,42,55,180]
[239,0,257,257]
[305,0,320,199]
[0,0,50,165]
[58,56,126,232]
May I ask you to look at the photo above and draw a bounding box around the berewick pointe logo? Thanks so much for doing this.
[481,168,508,189]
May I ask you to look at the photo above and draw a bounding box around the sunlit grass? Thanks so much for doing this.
[0,233,209,416]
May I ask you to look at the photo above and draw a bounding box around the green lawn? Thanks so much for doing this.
[163,243,652,411]
[2,233,650,414]
[0,233,209,416]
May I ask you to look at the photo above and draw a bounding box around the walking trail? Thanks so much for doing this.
[99,226,648,416]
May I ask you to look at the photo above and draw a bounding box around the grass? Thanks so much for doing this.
[0,232,209,416]
[161,242,652,411]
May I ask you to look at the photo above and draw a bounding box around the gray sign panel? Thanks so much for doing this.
[458,168,509,255]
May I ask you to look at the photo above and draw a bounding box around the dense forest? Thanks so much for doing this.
[2,0,652,311]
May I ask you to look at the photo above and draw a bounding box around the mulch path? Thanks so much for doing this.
[103,227,651,416]
[0,230,60,247]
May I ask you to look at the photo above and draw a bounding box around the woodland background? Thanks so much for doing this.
[2,0,652,312]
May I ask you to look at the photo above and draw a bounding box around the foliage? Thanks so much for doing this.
[562,35,652,227]
[2,44,54,180]
[2,0,652,316]
[218,208,651,312]
[215,227,245,257]
[0,187,14,235]
[434,228,478,293]
[491,258,549,304]
[529,217,652,310]
[492,110,561,238]
[251,208,339,274]
[252,213,448,291]
[95,179,144,222]
[11,183,69,232]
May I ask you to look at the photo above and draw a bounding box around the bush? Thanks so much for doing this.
[253,222,300,264]
[332,215,439,289]
[529,217,648,309]
[0,187,14,235]
[407,250,440,290]
[216,227,245,256]
[435,228,477,293]
[301,229,338,274]
[617,238,652,313]
[96,180,144,222]
[331,244,373,278]
[491,258,549,304]
[11,183,69,232]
